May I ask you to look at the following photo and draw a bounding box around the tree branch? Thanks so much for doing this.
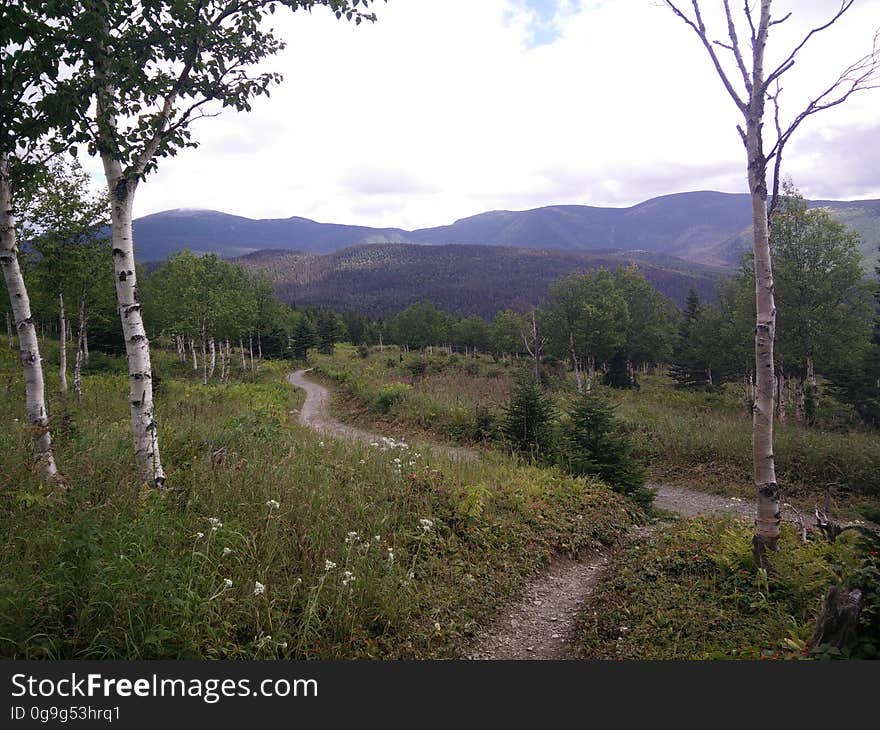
[663,0,747,111]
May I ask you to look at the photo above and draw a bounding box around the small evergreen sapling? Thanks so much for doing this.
[559,390,651,507]
[502,374,554,457]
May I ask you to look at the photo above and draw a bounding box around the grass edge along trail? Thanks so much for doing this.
[576,515,878,660]
[0,346,640,659]
[310,345,880,518]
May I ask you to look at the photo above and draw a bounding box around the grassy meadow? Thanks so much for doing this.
[311,345,880,517]
[0,342,639,659]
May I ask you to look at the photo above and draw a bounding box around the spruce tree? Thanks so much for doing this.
[502,374,554,457]
[559,390,650,506]
[669,288,708,389]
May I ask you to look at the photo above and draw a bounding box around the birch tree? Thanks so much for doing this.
[1,1,82,481]
[65,0,379,486]
[664,0,880,560]
[17,157,110,399]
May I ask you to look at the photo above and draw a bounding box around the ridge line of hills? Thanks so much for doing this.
[133,189,880,272]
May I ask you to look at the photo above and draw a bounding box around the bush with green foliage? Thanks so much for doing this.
[374,383,412,414]
[557,390,650,506]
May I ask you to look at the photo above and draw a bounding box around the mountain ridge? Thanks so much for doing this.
[132,190,880,270]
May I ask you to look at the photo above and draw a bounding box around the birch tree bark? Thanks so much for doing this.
[570,331,583,394]
[0,154,59,480]
[74,295,84,402]
[6,310,13,349]
[58,292,68,393]
[100,157,165,486]
[208,337,216,379]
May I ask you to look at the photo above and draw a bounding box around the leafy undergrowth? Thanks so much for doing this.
[575,516,868,660]
[0,347,639,658]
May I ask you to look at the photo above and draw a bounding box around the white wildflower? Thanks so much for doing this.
[387,547,395,564]
[342,571,355,586]
[434,622,441,632]
[222,547,232,556]
[208,517,222,531]
[253,581,266,596]
[224,578,233,589]
[373,535,381,543]
[345,531,360,544]
[279,641,288,650]
[358,459,366,465]
[419,518,434,533]
[194,532,205,540]
[324,559,337,572]
[266,499,280,510]
[318,441,324,448]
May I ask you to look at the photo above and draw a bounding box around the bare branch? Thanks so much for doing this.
[722,0,752,95]
[768,29,880,164]
[743,0,756,43]
[663,0,747,111]
[767,83,784,220]
[765,1,856,87]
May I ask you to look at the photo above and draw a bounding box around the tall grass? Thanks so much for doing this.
[311,346,880,505]
[0,344,638,658]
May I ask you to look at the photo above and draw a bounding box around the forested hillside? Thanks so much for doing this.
[237,243,720,317]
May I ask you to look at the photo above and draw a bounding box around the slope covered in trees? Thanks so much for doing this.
[237,243,719,318]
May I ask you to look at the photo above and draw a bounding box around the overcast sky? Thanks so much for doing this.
[81,0,880,229]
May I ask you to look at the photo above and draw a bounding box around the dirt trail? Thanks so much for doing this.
[287,369,786,660]
[288,369,474,461]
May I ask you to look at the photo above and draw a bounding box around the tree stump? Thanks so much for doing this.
[811,587,864,652]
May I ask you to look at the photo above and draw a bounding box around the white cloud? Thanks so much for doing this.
[79,0,880,229]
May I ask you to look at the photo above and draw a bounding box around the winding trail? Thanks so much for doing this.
[287,369,791,660]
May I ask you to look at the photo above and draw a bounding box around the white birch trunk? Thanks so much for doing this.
[776,362,786,423]
[82,327,89,365]
[6,310,13,349]
[570,331,582,394]
[257,332,262,361]
[249,332,254,372]
[100,156,165,487]
[190,336,198,371]
[0,153,59,480]
[208,336,216,379]
[806,355,818,416]
[200,328,207,386]
[74,295,84,402]
[746,8,780,555]
[240,337,246,369]
[58,292,68,393]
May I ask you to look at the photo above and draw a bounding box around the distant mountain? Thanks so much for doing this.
[132,208,409,261]
[235,243,721,318]
[131,191,880,270]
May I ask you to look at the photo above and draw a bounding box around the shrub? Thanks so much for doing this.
[403,357,427,377]
[374,383,412,414]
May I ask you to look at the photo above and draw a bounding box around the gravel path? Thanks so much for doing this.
[287,369,787,660]
[288,369,474,461]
